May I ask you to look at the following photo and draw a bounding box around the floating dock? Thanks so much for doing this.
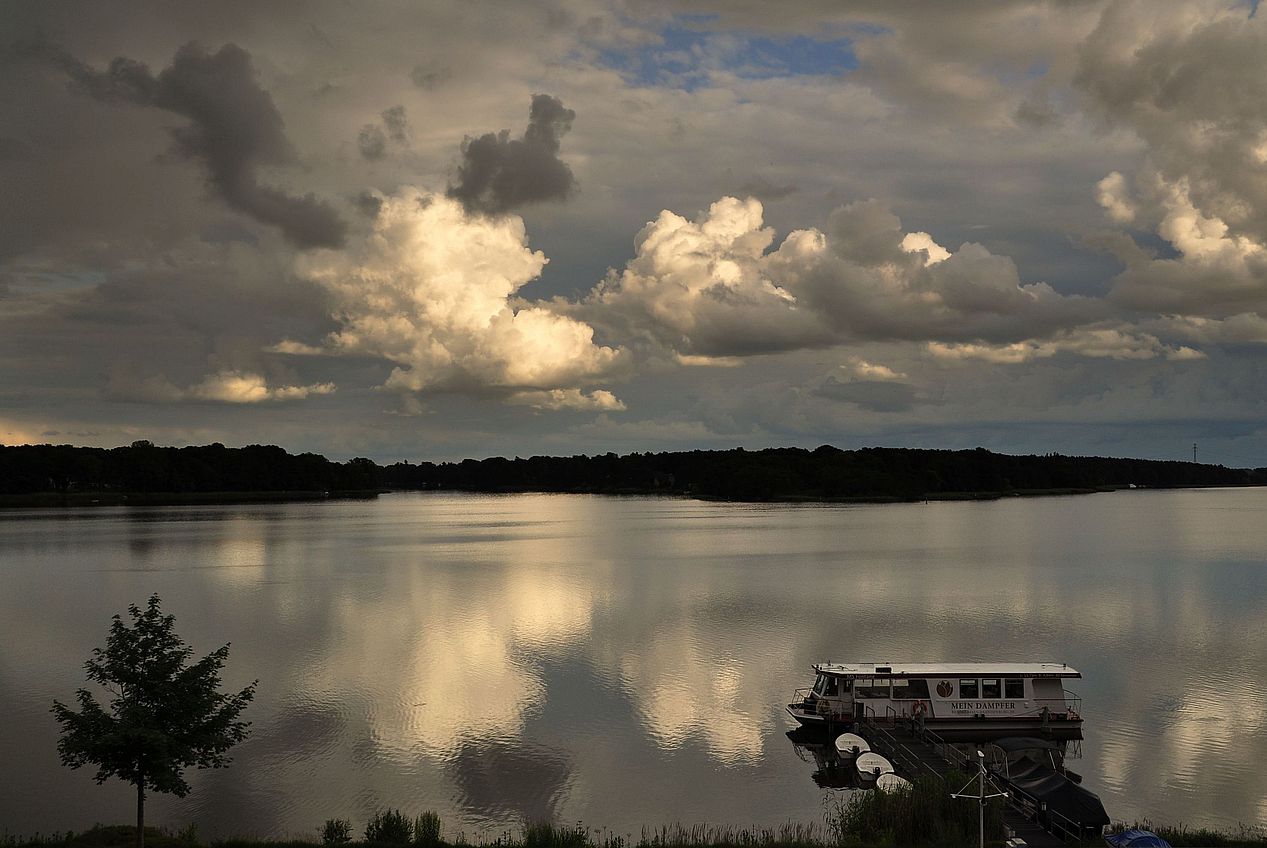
[856,716,1091,847]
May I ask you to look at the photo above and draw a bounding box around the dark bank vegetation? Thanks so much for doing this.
[0,442,381,505]
[9,806,1267,848]
[1110,820,1267,847]
[0,777,1000,848]
[2,441,1264,506]
[382,445,1264,501]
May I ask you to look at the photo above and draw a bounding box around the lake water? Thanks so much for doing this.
[2,489,1266,838]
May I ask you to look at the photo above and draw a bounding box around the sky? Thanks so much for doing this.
[2,0,1267,465]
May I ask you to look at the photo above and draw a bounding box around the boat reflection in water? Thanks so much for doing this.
[787,727,899,790]
[786,724,1110,839]
[786,727,863,790]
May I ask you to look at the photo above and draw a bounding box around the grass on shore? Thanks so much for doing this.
[8,799,1267,848]
[0,777,1003,848]
[1111,820,1267,847]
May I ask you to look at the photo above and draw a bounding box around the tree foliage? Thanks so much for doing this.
[3,441,1262,503]
[51,596,257,846]
[0,442,381,496]
[382,445,1263,501]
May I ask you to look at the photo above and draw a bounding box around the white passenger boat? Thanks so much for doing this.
[786,662,1084,741]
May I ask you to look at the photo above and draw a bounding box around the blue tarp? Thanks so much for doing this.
[1105,829,1172,848]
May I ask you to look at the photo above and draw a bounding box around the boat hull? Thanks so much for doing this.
[912,717,1083,743]
[786,704,1083,742]
[786,703,854,729]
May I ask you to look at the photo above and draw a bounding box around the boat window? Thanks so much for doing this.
[959,679,979,698]
[857,678,891,698]
[824,676,840,697]
[891,678,930,699]
[981,678,1001,698]
[1005,678,1025,699]
[813,674,827,695]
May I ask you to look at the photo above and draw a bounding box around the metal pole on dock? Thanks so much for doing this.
[951,750,1008,848]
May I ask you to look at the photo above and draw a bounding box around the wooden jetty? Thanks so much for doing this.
[856,716,1083,847]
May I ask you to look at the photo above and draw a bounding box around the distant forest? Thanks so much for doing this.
[2,441,1263,504]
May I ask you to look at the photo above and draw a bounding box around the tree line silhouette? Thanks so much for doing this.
[0,441,379,497]
[2,441,1262,503]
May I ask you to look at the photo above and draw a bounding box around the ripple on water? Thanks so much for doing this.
[7,490,1267,836]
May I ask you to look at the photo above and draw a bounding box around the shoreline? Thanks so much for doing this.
[0,490,384,509]
[9,815,1267,848]
[3,483,1264,510]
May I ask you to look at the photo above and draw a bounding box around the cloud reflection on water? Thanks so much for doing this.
[1,490,1266,835]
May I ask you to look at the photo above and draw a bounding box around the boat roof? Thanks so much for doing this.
[812,662,1080,679]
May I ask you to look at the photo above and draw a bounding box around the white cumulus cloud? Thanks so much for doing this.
[107,369,336,404]
[928,327,1204,364]
[190,371,336,403]
[1078,1,1267,317]
[507,388,627,411]
[579,195,1100,359]
[294,189,625,405]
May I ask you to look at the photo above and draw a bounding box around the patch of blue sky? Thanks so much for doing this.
[745,34,860,77]
[596,20,860,91]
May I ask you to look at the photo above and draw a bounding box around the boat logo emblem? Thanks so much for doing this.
[936,680,952,697]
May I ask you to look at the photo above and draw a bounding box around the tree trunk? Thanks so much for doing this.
[136,776,145,848]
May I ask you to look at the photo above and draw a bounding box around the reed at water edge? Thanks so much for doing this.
[7,780,1267,848]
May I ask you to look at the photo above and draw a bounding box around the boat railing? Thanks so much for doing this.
[916,725,1097,843]
[794,688,853,721]
[916,724,976,772]
[1002,694,1081,721]
[859,712,943,779]
[1001,777,1097,843]
[857,717,1101,842]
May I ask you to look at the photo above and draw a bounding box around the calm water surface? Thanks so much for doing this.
[2,490,1266,836]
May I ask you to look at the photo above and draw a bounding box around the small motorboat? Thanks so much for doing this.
[854,751,893,780]
[875,773,912,792]
[833,732,869,758]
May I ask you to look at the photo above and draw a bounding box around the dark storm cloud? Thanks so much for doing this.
[57,42,346,249]
[410,63,451,90]
[352,191,384,218]
[356,106,410,160]
[447,93,577,216]
[357,124,387,160]
[381,105,410,145]
[814,377,920,412]
[737,175,799,202]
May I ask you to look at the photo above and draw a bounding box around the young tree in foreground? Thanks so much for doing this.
[51,595,257,848]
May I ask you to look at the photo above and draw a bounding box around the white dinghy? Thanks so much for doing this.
[854,751,893,780]
[875,773,912,792]
[833,732,869,759]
